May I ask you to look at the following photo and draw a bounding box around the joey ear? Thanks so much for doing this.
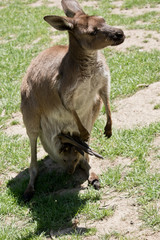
[61,0,85,18]
[44,15,73,31]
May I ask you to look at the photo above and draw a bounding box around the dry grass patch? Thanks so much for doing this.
[112,82,160,129]
[114,29,160,52]
[111,4,160,16]
[81,0,98,8]
[29,0,99,9]
[29,0,62,8]
[88,194,141,238]
[3,112,26,137]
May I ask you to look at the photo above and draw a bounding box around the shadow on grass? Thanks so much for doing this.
[7,156,89,238]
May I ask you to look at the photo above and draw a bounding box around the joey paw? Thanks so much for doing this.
[88,172,100,190]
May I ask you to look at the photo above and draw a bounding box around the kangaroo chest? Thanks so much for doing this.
[62,59,108,112]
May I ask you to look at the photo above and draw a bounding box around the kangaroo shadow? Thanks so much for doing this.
[7,155,89,238]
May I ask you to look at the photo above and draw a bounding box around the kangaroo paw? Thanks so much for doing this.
[104,124,112,138]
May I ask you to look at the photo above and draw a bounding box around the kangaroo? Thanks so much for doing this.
[21,0,125,201]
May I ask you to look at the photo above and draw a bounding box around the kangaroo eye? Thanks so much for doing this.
[90,29,98,36]
[63,159,66,163]
[74,159,77,163]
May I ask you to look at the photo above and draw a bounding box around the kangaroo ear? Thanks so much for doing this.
[44,15,73,31]
[61,0,85,18]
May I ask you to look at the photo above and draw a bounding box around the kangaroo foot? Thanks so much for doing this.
[23,185,35,202]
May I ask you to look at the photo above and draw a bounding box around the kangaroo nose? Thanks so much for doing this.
[115,30,124,39]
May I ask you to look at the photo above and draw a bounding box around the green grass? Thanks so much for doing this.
[141,203,160,230]
[92,122,160,159]
[0,133,30,172]
[97,1,160,32]
[1,0,160,239]
[0,1,63,125]
[107,50,160,99]
[122,0,160,9]
[154,104,160,110]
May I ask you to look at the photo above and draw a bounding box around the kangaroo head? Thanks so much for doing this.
[44,0,125,50]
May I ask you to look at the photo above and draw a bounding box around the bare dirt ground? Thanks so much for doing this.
[29,0,62,8]
[2,1,160,239]
[29,0,98,9]
[112,82,160,129]
[114,28,160,52]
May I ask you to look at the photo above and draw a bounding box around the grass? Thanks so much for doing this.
[0,133,30,172]
[154,104,160,110]
[107,50,160,99]
[122,0,160,9]
[92,122,160,159]
[102,232,132,240]
[98,1,160,32]
[141,203,160,230]
[0,0,160,239]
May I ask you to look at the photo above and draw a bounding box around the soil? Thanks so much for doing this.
[4,112,26,137]
[114,29,160,52]
[29,0,98,9]
[2,2,160,239]
[81,1,98,8]
[29,0,62,8]
[112,82,160,129]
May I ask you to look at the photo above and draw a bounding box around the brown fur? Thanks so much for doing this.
[21,0,125,201]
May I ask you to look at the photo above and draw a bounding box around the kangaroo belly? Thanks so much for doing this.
[39,92,101,161]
